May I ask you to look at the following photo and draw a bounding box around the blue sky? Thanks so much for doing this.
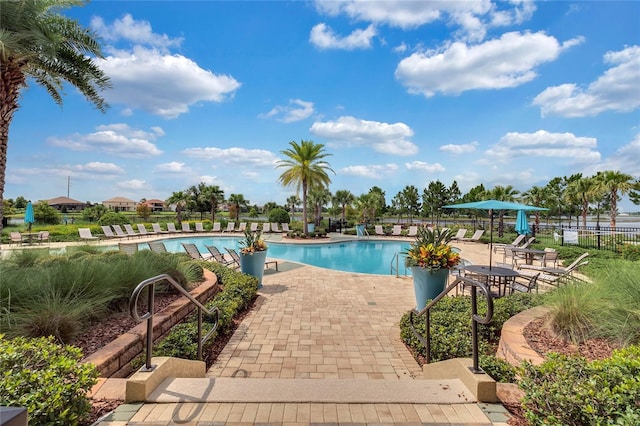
[6,1,640,211]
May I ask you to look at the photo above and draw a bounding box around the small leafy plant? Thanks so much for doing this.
[403,227,460,271]
[238,229,267,254]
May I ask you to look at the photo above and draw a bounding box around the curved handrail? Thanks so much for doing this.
[129,273,220,371]
[408,276,493,373]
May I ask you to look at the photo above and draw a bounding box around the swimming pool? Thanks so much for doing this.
[152,236,411,275]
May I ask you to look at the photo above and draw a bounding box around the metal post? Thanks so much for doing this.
[469,286,481,373]
[144,283,155,371]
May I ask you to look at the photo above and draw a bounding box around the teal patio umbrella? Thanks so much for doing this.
[443,200,547,267]
[24,201,35,231]
[515,210,531,235]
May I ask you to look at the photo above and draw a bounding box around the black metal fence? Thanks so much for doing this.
[534,224,640,252]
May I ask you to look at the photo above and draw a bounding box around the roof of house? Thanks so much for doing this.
[103,197,137,204]
[146,199,165,204]
[48,196,85,205]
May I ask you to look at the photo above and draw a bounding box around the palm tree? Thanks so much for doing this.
[593,171,635,230]
[333,190,354,225]
[200,185,225,223]
[286,195,300,221]
[0,0,111,234]
[487,185,519,237]
[308,187,332,226]
[565,177,594,229]
[277,140,334,235]
[166,191,188,225]
[522,185,547,233]
[227,193,248,222]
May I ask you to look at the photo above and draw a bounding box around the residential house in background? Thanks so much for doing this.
[142,199,166,212]
[48,196,86,212]
[103,197,137,212]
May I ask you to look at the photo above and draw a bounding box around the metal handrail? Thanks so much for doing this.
[408,276,493,374]
[129,273,220,371]
[390,252,408,277]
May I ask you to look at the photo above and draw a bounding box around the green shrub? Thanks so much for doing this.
[519,345,640,426]
[619,243,640,261]
[98,211,129,225]
[268,207,290,224]
[400,293,541,363]
[479,354,517,383]
[0,335,98,425]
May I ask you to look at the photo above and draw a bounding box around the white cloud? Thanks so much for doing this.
[486,130,601,163]
[75,162,125,174]
[117,179,149,191]
[533,45,640,117]
[405,161,445,173]
[440,141,479,154]
[314,0,535,42]
[260,99,315,123]
[96,47,241,119]
[310,116,417,155]
[48,123,163,158]
[91,14,183,51]
[310,23,377,50]
[91,15,241,118]
[394,43,408,54]
[582,134,640,177]
[339,164,398,178]
[395,32,582,97]
[182,147,280,167]
[154,162,190,174]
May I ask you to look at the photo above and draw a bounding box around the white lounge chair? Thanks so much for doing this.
[271,222,281,233]
[451,229,468,240]
[152,223,170,234]
[78,228,99,241]
[390,225,402,237]
[148,241,168,253]
[374,225,386,236]
[281,223,291,232]
[237,222,247,232]
[250,222,258,232]
[181,222,193,233]
[123,224,141,238]
[111,225,129,239]
[166,223,180,233]
[262,223,270,233]
[223,222,236,233]
[101,226,122,239]
[195,222,206,232]
[212,222,222,233]
[407,225,418,237]
[137,223,156,236]
[460,230,484,243]
[181,243,212,261]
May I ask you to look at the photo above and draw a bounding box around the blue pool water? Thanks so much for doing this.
[151,237,411,275]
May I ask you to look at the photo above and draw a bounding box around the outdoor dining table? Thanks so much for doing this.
[21,232,40,245]
[464,264,519,297]
[511,247,546,265]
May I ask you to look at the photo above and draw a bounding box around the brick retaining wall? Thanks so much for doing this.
[82,270,220,378]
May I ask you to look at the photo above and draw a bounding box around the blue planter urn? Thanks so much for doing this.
[410,267,449,311]
[240,250,268,288]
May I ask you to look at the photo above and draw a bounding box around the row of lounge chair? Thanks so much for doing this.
[78,222,293,241]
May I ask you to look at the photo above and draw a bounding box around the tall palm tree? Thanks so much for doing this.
[333,190,354,225]
[277,140,334,235]
[308,187,332,226]
[565,177,594,229]
[227,193,248,222]
[0,0,111,233]
[200,184,225,223]
[522,185,547,233]
[593,170,635,230]
[487,185,519,237]
[286,195,300,221]
[166,191,188,225]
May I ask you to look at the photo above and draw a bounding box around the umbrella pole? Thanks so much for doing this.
[489,210,493,269]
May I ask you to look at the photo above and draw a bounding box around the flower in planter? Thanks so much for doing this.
[239,229,267,254]
[403,227,460,272]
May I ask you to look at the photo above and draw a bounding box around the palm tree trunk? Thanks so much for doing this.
[302,181,308,234]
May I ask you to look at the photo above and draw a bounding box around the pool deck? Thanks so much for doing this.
[3,231,510,425]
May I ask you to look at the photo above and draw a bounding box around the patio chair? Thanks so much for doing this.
[148,241,168,253]
[542,249,559,268]
[460,229,484,243]
[78,228,99,241]
[206,245,238,268]
[407,225,418,237]
[374,225,386,236]
[236,222,247,232]
[271,222,281,233]
[493,234,527,253]
[508,273,540,294]
[181,222,194,233]
[262,223,270,233]
[166,223,180,233]
[137,223,156,236]
[37,230,50,245]
[123,224,141,238]
[451,228,468,240]
[212,222,222,233]
[181,243,212,261]
[195,222,206,232]
[118,242,139,255]
[281,223,291,233]
[250,222,259,232]
[10,231,25,245]
[152,223,170,234]
[111,224,129,239]
[101,226,121,239]
[390,225,403,237]
[519,260,589,287]
[223,222,236,233]
[519,252,589,273]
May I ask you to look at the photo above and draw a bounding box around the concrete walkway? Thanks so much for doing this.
[39,232,509,425]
